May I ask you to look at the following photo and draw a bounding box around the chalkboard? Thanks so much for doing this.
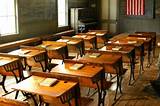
[19,0,56,23]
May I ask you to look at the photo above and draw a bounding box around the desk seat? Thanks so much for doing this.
[0,97,29,106]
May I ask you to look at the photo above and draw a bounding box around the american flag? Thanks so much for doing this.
[127,0,144,15]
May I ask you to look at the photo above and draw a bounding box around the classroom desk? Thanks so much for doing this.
[135,32,156,58]
[99,45,135,85]
[73,34,97,50]
[37,41,68,62]
[126,36,152,67]
[12,75,79,106]
[0,55,22,93]
[86,30,108,45]
[57,37,84,57]
[117,33,154,62]
[50,60,108,106]
[77,51,123,100]
[109,35,144,74]
[8,48,47,72]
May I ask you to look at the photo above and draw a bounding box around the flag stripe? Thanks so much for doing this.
[132,0,135,15]
[127,0,129,15]
[126,0,144,16]
[135,0,138,15]
[141,0,144,15]
[130,0,132,15]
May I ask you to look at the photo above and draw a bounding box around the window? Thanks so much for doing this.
[58,0,68,27]
[0,0,18,36]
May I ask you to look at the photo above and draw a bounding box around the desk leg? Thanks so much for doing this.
[74,85,80,106]
[22,58,27,70]
[129,56,135,85]
[92,42,95,50]
[30,94,38,106]
[96,81,106,106]
[153,46,156,58]
[0,76,8,93]
[114,73,123,101]
[146,45,151,68]
[76,47,81,58]
[139,55,144,78]
[114,75,119,101]
[60,88,78,106]
[95,39,97,50]
[139,44,144,78]
[28,66,32,71]
[93,40,97,50]
[78,47,83,57]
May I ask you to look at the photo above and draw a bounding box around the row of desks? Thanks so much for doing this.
[0,30,109,106]
[0,30,156,106]
[0,54,111,106]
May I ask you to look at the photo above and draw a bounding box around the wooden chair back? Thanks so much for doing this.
[31,71,79,82]
[20,45,45,51]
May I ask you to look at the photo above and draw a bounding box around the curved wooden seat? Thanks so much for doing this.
[0,97,29,106]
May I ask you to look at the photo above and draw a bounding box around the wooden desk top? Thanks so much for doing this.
[51,62,103,78]
[126,36,151,43]
[8,48,45,58]
[79,53,121,65]
[135,32,156,39]
[73,34,96,40]
[12,76,77,98]
[57,38,82,45]
[0,56,18,66]
[111,33,151,43]
[37,41,67,50]
[42,41,67,46]
[87,30,108,36]
[108,38,144,47]
[110,33,129,40]
[99,45,135,54]
[86,31,106,36]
